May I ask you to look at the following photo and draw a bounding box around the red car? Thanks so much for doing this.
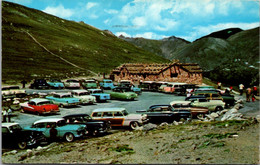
[20,98,60,115]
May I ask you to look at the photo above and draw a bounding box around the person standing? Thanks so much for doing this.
[7,108,12,122]
[246,87,252,102]
[217,82,222,89]
[21,80,27,88]
[239,84,244,96]
[252,86,258,102]
[2,109,7,122]
[49,125,58,142]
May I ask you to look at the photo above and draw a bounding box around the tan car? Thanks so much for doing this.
[170,101,209,118]
[91,108,148,130]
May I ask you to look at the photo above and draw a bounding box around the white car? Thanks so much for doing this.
[71,90,96,105]
[91,108,148,130]
[190,98,225,111]
[64,79,80,89]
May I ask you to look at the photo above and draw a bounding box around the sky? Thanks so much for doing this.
[4,0,260,42]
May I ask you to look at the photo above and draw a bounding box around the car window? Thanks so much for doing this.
[122,110,129,116]
[37,101,52,105]
[212,94,219,97]
[34,123,46,128]
[92,112,102,117]
[29,101,36,105]
[57,120,66,127]
[199,99,208,102]
[2,127,9,133]
[103,112,113,117]
[114,111,123,117]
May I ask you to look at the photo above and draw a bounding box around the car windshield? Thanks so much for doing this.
[67,80,78,83]
[37,101,52,105]
[93,90,102,93]
[9,124,22,132]
[104,80,112,83]
[79,92,89,96]
[122,110,129,116]
[9,86,20,90]
[62,94,72,98]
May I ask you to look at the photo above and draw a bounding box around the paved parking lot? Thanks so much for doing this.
[11,90,186,127]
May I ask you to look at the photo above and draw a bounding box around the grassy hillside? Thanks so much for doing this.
[2,1,169,84]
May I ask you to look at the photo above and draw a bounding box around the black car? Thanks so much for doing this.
[2,123,46,149]
[63,114,111,136]
[29,79,50,89]
[136,104,191,124]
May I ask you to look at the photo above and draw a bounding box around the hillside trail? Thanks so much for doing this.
[22,30,98,76]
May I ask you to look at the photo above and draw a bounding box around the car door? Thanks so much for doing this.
[112,111,124,126]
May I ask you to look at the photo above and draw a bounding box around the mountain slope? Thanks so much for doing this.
[2,1,169,83]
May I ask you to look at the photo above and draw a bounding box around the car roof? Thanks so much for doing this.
[34,118,65,124]
[2,123,20,127]
[53,92,72,96]
[88,89,101,91]
[72,89,89,93]
[149,104,171,108]
[63,114,90,118]
[194,90,219,94]
[92,108,126,112]
[170,101,191,104]
[29,98,51,103]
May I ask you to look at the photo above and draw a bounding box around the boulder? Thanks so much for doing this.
[221,108,243,121]
[142,123,157,131]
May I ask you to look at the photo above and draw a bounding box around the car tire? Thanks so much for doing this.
[92,130,98,136]
[64,133,74,142]
[60,104,64,108]
[215,106,223,112]
[18,141,27,149]
[130,121,139,130]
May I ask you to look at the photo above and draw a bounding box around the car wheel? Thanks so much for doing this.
[64,133,74,142]
[36,112,40,116]
[92,130,98,136]
[18,141,27,149]
[197,113,205,119]
[60,104,64,108]
[215,106,223,112]
[130,121,139,130]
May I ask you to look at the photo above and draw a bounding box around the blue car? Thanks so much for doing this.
[99,79,115,90]
[46,93,80,107]
[87,89,110,102]
[47,79,65,89]
[24,118,87,142]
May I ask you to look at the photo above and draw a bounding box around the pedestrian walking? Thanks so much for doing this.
[7,108,12,122]
[252,86,258,102]
[2,109,7,122]
[217,82,222,89]
[239,84,244,96]
[21,80,27,88]
[246,87,252,102]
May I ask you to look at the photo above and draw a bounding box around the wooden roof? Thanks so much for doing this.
[112,63,202,74]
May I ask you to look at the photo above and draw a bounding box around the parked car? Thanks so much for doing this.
[136,104,191,124]
[190,98,225,112]
[91,108,148,130]
[87,89,110,102]
[63,114,111,136]
[29,79,50,89]
[193,90,223,100]
[2,123,46,149]
[138,81,157,91]
[108,87,138,101]
[71,90,96,105]
[170,101,209,118]
[185,95,207,101]
[99,79,115,90]
[20,98,60,115]
[47,79,64,89]
[81,79,98,89]
[118,80,142,94]
[2,86,27,100]
[24,118,87,142]
[64,79,80,89]
[176,84,198,96]
[46,93,80,107]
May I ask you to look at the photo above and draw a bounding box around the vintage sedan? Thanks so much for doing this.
[170,101,209,118]
[136,104,191,124]
[29,79,50,89]
[87,89,110,102]
[2,85,27,98]
[2,123,46,149]
[20,98,60,115]
[46,93,80,107]
[108,87,138,101]
[91,108,148,130]
[118,80,142,94]
[24,118,87,142]
[99,79,115,90]
[63,114,111,136]
[190,98,225,112]
[81,79,98,89]
[71,90,96,105]
[47,79,65,89]
[64,79,81,89]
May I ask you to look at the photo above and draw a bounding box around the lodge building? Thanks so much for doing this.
[110,62,203,85]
